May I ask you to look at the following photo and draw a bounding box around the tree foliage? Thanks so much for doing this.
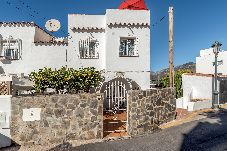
[29,67,102,93]
[160,69,193,98]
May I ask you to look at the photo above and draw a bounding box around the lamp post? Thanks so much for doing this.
[211,41,222,109]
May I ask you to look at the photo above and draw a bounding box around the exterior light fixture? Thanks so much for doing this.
[211,41,222,109]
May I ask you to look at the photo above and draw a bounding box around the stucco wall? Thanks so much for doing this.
[104,9,150,89]
[68,14,105,29]
[0,9,151,90]
[1,44,67,76]
[68,14,106,70]
[105,10,150,72]
[10,94,103,146]
[0,24,35,43]
[182,74,214,100]
[196,48,227,74]
[0,25,35,75]
[106,9,150,25]
[0,95,12,148]
[127,88,176,136]
[28,44,67,74]
[67,29,106,70]
[103,71,150,90]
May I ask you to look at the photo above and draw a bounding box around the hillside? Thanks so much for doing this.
[151,62,196,83]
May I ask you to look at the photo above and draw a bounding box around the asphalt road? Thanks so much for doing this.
[65,109,227,151]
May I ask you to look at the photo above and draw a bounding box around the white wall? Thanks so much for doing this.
[0,24,67,76]
[105,9,150,72]
[69,14,105,29]
[103,71,150,90]
[0,95,12,148]
[183,74,214,100]
[0,9,151,90]
[28,44,67,74]
[104,9,150,89]
[68,14,106,70]
[106,9,150,25]
[1,44,67,76]
[0,25,36,75]
[196,48,227,74]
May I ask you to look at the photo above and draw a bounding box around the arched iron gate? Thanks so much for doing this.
[100,78,131,137]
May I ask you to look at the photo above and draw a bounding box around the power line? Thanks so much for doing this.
[2,0,164,38]
[3,0,68,36]
[151,15,166,31]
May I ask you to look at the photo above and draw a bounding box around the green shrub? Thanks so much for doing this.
[29,67,53,93]
[29,67,102,93]
[160,69,192,99]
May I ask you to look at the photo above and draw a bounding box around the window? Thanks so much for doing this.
[4,49,19,60]
[119,38,138,57]
[0,37,22,60]
[79,38,99,59]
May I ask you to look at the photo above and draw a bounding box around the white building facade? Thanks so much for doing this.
[180,48,227,111]
[196,48,227,74]
[0,9,151,90]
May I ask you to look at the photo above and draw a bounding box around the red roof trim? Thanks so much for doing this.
[118,0,148,10]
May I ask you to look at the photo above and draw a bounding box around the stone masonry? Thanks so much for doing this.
[128,88,176,136]
[10,93,103,146]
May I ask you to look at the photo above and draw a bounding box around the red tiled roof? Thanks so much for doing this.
[118,0,148,10]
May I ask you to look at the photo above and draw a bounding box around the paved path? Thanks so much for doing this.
[65,109,227,151]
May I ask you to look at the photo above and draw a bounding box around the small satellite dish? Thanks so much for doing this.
[45,19,61,32]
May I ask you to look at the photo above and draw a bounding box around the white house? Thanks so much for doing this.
[179,48,227,111]
[0,0,151,90]
[196,48,227,74]
[0,1,151,147]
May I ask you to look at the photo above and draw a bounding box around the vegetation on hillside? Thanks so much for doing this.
[151,62,195,82]
[159,69,193,99]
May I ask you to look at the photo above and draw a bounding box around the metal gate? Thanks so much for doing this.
[101,78,130,137]
[219,80,227,104]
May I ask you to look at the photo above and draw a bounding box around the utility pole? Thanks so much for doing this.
[168,7,174,87]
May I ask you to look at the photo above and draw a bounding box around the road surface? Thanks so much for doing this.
[69,109,227,151]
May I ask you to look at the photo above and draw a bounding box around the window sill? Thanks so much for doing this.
[119,55,139,57]
[0,56,20,61]
[80,57,99,59]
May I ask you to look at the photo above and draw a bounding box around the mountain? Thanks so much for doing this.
[151,62,196,84]
[174,62,196,72]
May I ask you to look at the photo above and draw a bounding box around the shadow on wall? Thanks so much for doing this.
[180,108,227,151]
[0,133,20,151]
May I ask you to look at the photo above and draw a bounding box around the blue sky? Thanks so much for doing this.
[1,0,227,71]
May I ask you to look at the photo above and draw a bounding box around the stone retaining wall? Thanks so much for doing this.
[128,88,176,136]
[10,94,103,146]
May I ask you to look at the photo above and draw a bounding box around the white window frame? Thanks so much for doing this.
[119,37,138,57]
[79,37,99,59]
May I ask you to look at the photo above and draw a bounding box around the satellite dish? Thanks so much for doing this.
[45,19,61,32]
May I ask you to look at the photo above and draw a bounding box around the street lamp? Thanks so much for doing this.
[211,41,222,109]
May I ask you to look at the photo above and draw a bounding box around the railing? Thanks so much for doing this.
[79,38,99,59]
